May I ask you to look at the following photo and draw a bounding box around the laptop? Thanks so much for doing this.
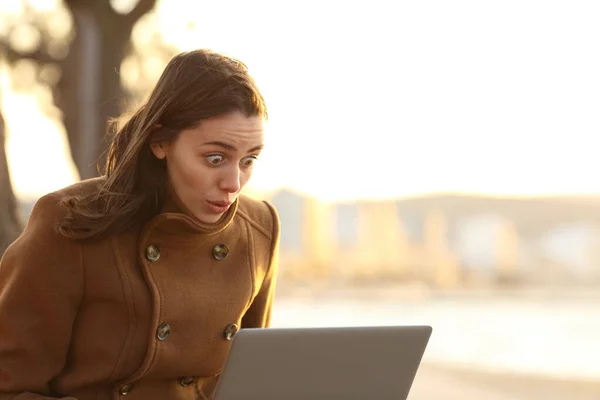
[213,325,432,400]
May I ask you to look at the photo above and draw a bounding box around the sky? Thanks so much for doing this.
[2,0,600,202]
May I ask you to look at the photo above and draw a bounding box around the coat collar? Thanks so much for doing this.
[155,185,238,236]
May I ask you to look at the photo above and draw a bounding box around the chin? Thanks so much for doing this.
[197,213,223,224]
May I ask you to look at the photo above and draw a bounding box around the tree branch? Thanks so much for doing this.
[0,42,57,65]
[124,0,157,25]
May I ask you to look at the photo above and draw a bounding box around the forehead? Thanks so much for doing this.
[193,112,265,142]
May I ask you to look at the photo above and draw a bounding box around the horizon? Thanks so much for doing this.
[14,183,600,204]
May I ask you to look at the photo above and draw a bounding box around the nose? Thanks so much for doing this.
[219,165,241,194]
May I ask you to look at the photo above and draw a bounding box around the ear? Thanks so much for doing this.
[150,141,168,160]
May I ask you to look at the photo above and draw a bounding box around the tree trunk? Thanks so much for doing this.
[0,110,22,256]
[60,4,129,179]
[59,0,155,179]
[1,0,157,183]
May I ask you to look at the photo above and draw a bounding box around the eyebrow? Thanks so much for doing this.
[202,141,264,153]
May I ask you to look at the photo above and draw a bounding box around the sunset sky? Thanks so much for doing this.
[2,0,599,202]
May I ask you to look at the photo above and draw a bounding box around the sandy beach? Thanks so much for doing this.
[272,284,600,399]
[409,363,600,400]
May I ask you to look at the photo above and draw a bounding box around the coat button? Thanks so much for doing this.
[157,322,171,341]
[146,245,160,262]
[119,383,134,395]
[179,376,196,387]
[212,244,229,260]
[223,323,239,340]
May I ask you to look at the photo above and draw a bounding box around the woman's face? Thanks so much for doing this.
[150,111,265,223]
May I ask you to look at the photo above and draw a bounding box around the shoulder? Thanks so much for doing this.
[235,194,280,240]
[1,183,91,271]
[50,177,106,200]
[23,178,105,235]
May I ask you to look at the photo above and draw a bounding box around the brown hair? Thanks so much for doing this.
[58,49,267,240]
[0,112,23,254]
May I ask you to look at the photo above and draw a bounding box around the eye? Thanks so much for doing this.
[206,154,225,166]
[241,156,258,168]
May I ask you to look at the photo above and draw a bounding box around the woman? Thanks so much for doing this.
[0,49,280,400]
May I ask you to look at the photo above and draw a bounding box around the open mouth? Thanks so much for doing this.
[206,200,231,214]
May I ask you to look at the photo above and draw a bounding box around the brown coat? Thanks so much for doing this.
[0,178,280,400]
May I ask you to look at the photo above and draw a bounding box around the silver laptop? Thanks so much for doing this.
[213,325,432,400]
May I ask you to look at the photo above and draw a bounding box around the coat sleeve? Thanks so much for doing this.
[241,201,280,329]
[0,194,83,400]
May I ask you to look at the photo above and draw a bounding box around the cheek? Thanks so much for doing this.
[186,164,217,190]
[169,157,210,189]
[240,169,254,187]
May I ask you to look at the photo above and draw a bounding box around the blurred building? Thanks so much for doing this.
[537,222,600,285]
[268,189,334,281]
[422,209,460,288]
[335,200,411,281]
[453,213,522,285]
